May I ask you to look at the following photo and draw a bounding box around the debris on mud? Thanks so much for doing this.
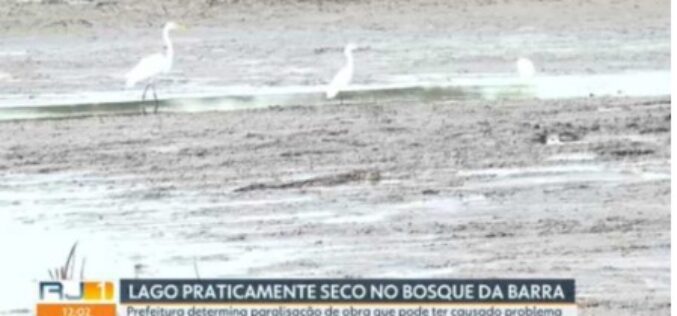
[532,122,586,145]
[234,169,381,192]
[534,130,583,145]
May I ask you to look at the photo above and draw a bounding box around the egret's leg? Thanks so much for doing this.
[152,83,160,114]
[142,84,150,100]
[140,84,151,114]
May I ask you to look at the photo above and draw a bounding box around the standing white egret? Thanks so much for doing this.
[326,43,357,103]
[516,57,536,80]
[125,21,182,113]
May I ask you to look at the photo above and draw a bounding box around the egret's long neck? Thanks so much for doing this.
[163,27,174,61]
[344,49,354,71]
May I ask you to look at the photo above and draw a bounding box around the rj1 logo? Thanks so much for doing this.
[39,281,114,302]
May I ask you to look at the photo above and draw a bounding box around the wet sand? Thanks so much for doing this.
[0,96,671,315]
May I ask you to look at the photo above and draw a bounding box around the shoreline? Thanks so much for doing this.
[0,70,670,122]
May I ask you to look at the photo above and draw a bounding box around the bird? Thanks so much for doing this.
[326,43,357,103]
[125,21,182,114]
[516,57,536,80]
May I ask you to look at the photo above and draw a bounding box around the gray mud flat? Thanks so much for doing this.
[0,96,670,315]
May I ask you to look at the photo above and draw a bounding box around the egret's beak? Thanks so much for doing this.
[176,24,187,31]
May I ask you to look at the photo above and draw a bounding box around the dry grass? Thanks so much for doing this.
[48,242,86,280]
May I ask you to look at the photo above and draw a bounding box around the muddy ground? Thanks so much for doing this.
[0,96,671,315]
[0,0,672,315]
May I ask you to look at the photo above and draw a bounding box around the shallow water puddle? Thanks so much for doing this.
[546,152,598,162]
[0,70,668,121]
[458,162,670,190]
[0,171,319,312]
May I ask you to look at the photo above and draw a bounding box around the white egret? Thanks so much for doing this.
[516,57,536,79]
[326,43,357,103]
[125,21,182,113]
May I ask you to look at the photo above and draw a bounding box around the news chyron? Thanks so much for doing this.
[38,279,576,316]
[38,281,116,316]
